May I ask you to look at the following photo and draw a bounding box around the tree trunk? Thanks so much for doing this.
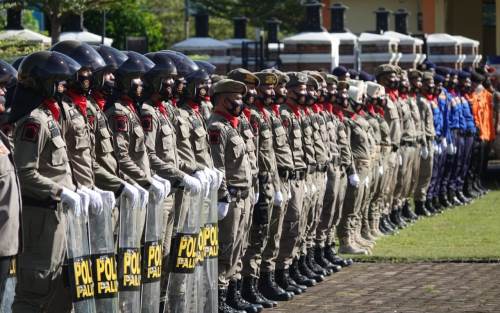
[50,16,61,45]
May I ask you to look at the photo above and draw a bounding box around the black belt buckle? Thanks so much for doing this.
[278,168,290,180]
[259,172,270,184]
[307,165,316,174]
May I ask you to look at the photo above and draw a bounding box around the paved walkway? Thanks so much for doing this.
[266,263,500,313]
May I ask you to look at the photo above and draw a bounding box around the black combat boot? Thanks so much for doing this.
[240,276,275,309]
[275,268,305,295]
[219,287,245,313]
[227,279,263,313]
[289,258,316,287]
[414,201,430,216]
[448,190,462,206]
[314,245,341,272]
[402,200,418,221]
[258,271,294,301]
[324,243,352,267]
[456,191,470,204]
[306,248,331,276]
[299,254,324,282]
[439,193,451,208]
[390,207,407,228]
[432,196,443,212]
[424,199,437,214]
[381,214,396,234]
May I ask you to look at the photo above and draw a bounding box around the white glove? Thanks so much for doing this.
[421,146,429,159]
[378,165,384,176]
[364,176,370,187]
[80,186,104,215]
[441,137,448,149]
[311,184,317,194]
[453,144,458,155]
[150,177,166,201]
[217,202,229,220]
[194,170,210,197]
[274,191,283,207]
[61,188,82,217]
[76,189,90,217]
[204,167,221,191]
[181,174,202,193]
[95,188,116,213]
[304,184,308,195]
[153,174,171,197]
[288,181,292,200]
[399,154,403,166]
[254,192,260,204]
[432,141,438,153]
[437,144,442,155]
[134,183,149,209]
[213,168,224,189]
[348,174,360,187]
[121,182,139,209]
[447,143,456,155]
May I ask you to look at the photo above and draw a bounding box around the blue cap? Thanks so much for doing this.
[332,66,348,77]
[458,70,471,80]
[434,74,445,83]
[435,66,451,76]
[423,59,436,69]
[359,70,375,82]
[348,69,359,78]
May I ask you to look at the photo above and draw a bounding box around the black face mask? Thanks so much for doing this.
[399,84,409,94]
[128,81,143,102]
[336,94,348,108]
[243,91,256,105]
[306,93,317,105]
[76,73,92,95]
[376,97,386,106]
[226,99,244,117]
[292,90,307,105]
[433,86,442,96]
[389,80,399,90]
[460,85,472,94]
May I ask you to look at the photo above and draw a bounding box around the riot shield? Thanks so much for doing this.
[164,188,203,313]
[117,188,146,313]
[196,185,218,313]
[0,257,16,313]
[89,190,119,313]
[64,194,97,313]
[140,182,166,313]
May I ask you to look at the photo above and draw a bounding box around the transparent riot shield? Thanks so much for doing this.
[117,189,146,313]
[196,186,218,313]
[0,257,16,313]
[89,190,119,313]
[164,188,203,313]
[140,184,165,313]
[64,196,97,313]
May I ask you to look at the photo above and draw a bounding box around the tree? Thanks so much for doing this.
[3,0,121,44]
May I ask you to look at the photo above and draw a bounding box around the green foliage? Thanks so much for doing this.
[0,39,45,62]
[346,189,500,262]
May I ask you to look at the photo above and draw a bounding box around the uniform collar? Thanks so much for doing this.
[214,109,239,129]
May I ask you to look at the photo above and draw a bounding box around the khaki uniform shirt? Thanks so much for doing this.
[280,104,307,171]
[384,96,402,150]
[417,95,436,144]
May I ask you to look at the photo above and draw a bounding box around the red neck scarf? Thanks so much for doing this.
[302,106,310,116]
[367,103,376,115]
[121,96,137,114]
[155,100,168,118]
[285,101,301,118]
[387,89,398,102]
[67,89,88,117]
[332,105,344,121]
[311,103,322,113]
[399,92,408,100]
[375,106,384,117]
[215,109,239,129]
[242,107,251,121]
[43,99,60,121]
[204,96,211,102]
[324,102,334,113]
[271,104,281,117]
[92,91,106,110]
[171,98,178,107]
[255,100,269,120]
[425,93,435,101]
[187,100,200,113]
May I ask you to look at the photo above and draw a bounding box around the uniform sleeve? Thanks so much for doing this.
[14,117,65,201]
[93,161,125,193]
[338,122,353,171]
[142,112,186,185]
[208,125,228,200]
[384,102,401,149]
[175,117,200,174]
[108,111,151,187]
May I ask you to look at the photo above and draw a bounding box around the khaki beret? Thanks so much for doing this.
[211,74,226,84]
[366,81,385,98]
[408,70,422,80]
[422,71,434,81]
[212,79,247,96]
[309,72,325,85]
[227,68,260,86]
[286,72,308,88]
[337,79,350,90]
[306,75,320,89]
[375,64,396,78]
[262,68,290,84]
[319,72,338,85]
[254,72,278,85]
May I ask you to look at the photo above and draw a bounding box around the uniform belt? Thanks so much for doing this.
[316,163,328,172]
[277,167,292,180]
[258,172,271,184]
[291,169,306,180]
[22,196,58,210]
[401,141,416,147]
[227,186,250,200]
[307,164,317,174]
[330,155,341,166]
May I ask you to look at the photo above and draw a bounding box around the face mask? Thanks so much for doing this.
[433,86,441,96]
[293,90,307,105]
[76,72,92,95]
[244,91,256,105]
[376,97,386,106]
[306,93,317,105]
[399,84,409,94]
[0,96,5,107]
[226,98,244,117]
[389,80,399,90]
[129,79,143,101]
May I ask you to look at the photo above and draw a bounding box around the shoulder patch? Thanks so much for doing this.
[141,115,153,132]
[209,129,221,144]
[113,115,128,132]
[21,122,41,142]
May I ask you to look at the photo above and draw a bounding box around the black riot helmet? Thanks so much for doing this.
[114,51,155,94]
[92,44,128,92]
[194,60,216,75]
[18,51,81,97]
[11,56,25,71]
[160,50,199,77]
[184,68,210,101]
[144,52,178,96]
[51,40,106,94]
[0,60,18,89]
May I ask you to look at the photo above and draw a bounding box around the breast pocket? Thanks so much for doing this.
[133,126,145,152]
[193,126,207,151]
[292,128,302,148]
[75,128,90,150]
[51,136,68,166]
[260,129,272,150]
[99,127,114,153]
[230,136,245,159]
[243,129,256,152]
[161,124,174,150]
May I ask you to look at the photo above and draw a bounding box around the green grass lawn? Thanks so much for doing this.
[346,189,500,262]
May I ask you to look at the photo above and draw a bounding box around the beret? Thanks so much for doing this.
[434,74,445,83]
[211,74,226,83]
[374,64,396,78]
[262,68,289,84]
[458,70,471,80]
[359,70,375,82]
[254,72,278,85]
[227,68,260,86]
[332,66,348,77]
[422,71,434,81]
[320,72,338,84]
[212,79,247,95]
[286,72,308,88]
[408,70,422,80]
[306,75,320,89]
[337,80,350,90]
[435,66,451,76]
[366,81,385,98]
[348,69,359,78]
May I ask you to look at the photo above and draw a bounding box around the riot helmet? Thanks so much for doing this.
[144,52,178,99]
[184,68,210,102]
[93,44,128,93]
[115,51,155,101]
